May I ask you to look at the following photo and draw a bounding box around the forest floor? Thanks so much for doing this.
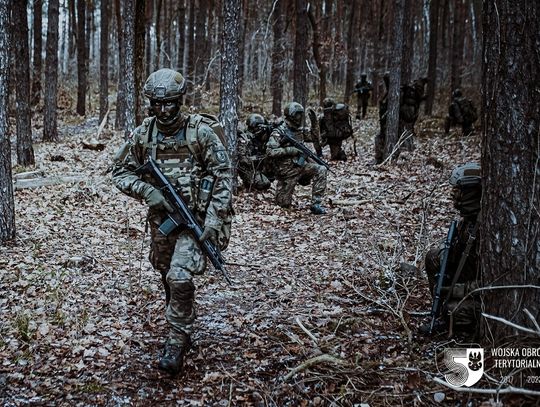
[0,105,530,407]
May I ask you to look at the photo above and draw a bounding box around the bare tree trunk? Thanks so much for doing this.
[425,0,440,115]
[308,0,326,105]
[185,0,195,104]
[31,0,42,107]
[76,0,87,115]
[270,0,284,116]
[115,0,126,129]
[122,0,136,136]
[43,0,60,142]
[13,0,35,166]
[219,0,240,182]
[450,0,465,92]
[134,0,146,124]
[99,0,109,123]
[68,0,76,62]
[383,0,404,161]
[480,0,540,342]
[0,0,15,242]
[176,0,186,71]
[400,0,414,85]
[154,0,162,70]
[293,0,308,108]
[344,0,358,105]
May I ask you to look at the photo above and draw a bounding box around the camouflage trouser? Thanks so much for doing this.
[275,162,327,208]
[328,141,347,161]
[357,97,369,118]
[425,247,479,333]
[149,213,206,341]
[445,116,474,136]
[238,166,271,191]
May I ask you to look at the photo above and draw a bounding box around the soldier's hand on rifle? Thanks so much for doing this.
[200,225,219,246]
[144,187,174,213]
[284,147,302,156]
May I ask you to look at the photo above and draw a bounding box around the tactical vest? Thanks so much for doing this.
[140,114,232,250]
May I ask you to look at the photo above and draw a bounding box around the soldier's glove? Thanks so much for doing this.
[199,225,219,246]
[144,187,174,213]
[284,147,302,156]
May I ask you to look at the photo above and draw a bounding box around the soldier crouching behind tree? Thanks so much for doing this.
[266,102,328,215]
[111,68,233,375]
[237,113,273,191]
[421,163,482,338]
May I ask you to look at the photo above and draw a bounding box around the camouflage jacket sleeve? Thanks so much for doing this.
[195,125,233,230]
[266,128,295,158]
[111,125,153,200]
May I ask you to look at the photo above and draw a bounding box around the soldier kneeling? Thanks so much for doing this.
[421,163,482,337]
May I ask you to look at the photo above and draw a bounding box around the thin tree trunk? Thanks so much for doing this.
[400,0,414,85]
[76,0,87,115]
[450,0,465,92]
[344,0,358,105]
[219,0,240,183]
[31,0,42,107]
[308,1,326,105]
[115,0,126,129]
[154,0,163,70]
[13,0,35,166]
[425,0,440,115]
[0,0,15,242]
[293,0,308,108]
[134,0,146,124]
[43,0,60,142]
[270,0,284,116]
[122,0,136,137]
[99,0,109,123]
[176,0,185,72]
[383,0,404,161]
[480,0,540,341]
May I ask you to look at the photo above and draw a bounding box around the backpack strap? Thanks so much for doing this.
[185,114,203,163]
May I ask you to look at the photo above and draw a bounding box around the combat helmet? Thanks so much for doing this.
[450,162,482,217]
[246,113,266,133]
[283,102,304,129]
[452,88,462,98]
[322,98,335,110]
[144,68,187,101]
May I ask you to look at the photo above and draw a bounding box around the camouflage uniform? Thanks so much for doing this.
[237,114,273,191]
[424,163,481,336]
[398,78,427,150]
[445,89,478,136]
[266,102,327,214]
[112,69,233,374]
[353,74,373,119]
[319,100,353,161]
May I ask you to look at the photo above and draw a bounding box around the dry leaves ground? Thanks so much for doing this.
[1,109,503,406]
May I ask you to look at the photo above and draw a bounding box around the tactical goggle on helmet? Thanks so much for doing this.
[449,162,481,187]
[144,68,187,102]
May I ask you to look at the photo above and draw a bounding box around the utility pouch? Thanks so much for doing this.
[158,214,183,236]
[197,175,214,212]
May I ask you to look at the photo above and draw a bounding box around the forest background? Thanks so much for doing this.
[0,0,539,406]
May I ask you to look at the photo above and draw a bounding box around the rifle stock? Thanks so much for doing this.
[135,158,232,285]
[429,220,458,334]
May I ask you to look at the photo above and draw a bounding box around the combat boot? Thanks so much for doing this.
[158,334,191,375]
[310,203,327,215]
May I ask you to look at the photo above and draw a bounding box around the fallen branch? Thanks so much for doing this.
[295,317,318,345]
[433,377,540,396]
[14,176,86,190]
[282,354,346,382]
[482,313,540,336]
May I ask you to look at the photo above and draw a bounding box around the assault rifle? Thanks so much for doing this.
[135,158,232,285]
[280,127,334,174]
[429,220,457,334]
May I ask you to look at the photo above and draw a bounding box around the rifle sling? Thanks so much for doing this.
[443,220,479,307]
